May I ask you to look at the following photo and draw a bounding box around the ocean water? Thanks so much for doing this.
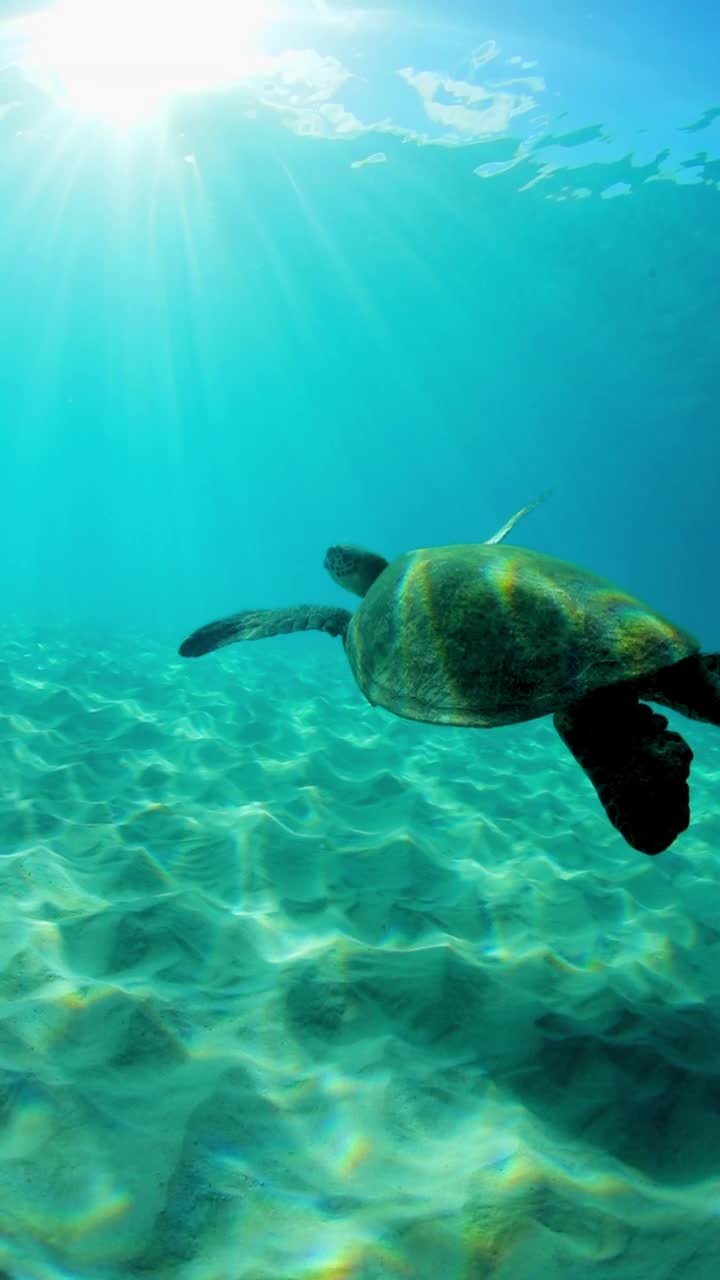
[1,2,720,1277]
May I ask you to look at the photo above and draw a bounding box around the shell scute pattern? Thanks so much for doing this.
[345,544,697,727]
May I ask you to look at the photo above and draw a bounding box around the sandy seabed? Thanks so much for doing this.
[1,622,720,1280]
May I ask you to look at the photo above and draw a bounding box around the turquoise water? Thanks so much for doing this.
[1,3,720,1277]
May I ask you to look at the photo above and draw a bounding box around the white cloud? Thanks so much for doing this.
[271,98,370,139]
[258,49,352,105]
[318,99,365,133]
[302,0,382,32]
[351,150,386,168]
[518,162,556,192]
[473,156,523,179]
[399,67,537,139]
[260,54,543,147]
[471,41,499,68]
[504,56,540,71]
[493,76,545,93]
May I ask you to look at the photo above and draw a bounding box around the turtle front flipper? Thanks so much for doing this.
[553,689,693,855]
[179,605,352,657]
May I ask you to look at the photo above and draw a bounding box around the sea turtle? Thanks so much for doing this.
[179,500,720,855]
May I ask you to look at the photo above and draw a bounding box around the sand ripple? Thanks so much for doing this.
[1,623,720,1278]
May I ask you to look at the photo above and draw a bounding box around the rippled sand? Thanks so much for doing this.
[2,623,720,1279]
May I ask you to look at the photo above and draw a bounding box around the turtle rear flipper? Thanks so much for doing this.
[554,690,693,855]
[639,653,720,727]
[179,605,352,657]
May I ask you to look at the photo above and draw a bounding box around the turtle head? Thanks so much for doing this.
[324,544,389,597]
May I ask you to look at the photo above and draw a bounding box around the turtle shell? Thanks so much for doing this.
[343,544,698,727]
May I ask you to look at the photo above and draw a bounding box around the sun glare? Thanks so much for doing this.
[23,0,276,126]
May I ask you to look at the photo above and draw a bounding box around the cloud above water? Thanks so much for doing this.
[1,2,718,194]
[260,48,352,105]
[350,150,386,168]
[506,55,538,70]
[299,0,384,32]
[471,41,499,69]
[398,67,537,140]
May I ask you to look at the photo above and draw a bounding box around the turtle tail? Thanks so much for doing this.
[179,605,352,657]
[638,653,720,727]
